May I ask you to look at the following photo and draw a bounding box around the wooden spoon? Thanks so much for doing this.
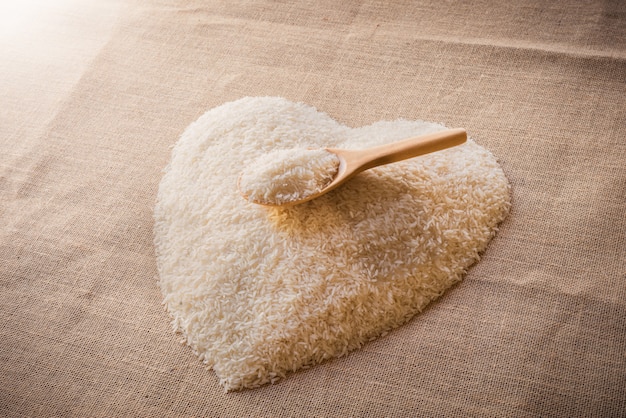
[242,128,467,207]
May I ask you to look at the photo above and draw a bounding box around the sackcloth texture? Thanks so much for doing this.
[1,0,624,416]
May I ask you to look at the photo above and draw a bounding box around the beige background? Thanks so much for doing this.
[1,0,625,416]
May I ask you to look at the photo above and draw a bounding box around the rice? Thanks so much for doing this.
[238,148,340,205]
[153,97,511,391]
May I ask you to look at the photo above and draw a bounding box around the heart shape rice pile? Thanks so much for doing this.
[154,97,510,391]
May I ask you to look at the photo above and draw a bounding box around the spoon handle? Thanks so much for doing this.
[356,128,467,172]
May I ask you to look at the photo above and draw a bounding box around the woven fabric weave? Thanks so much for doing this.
[1,0,624,416]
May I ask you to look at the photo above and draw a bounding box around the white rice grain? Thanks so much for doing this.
[239,148,339,205]
[153,97,511,391]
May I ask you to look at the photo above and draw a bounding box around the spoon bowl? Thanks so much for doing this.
[242,128,467,207]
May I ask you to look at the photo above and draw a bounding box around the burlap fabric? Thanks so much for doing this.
[1,1,624,416]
